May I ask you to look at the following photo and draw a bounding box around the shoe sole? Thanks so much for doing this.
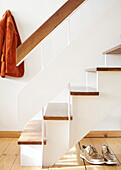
[105,161,117,165]
[80,153,105,165]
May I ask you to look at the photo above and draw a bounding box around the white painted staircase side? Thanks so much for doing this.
[19,0,121,167]
[18,0,121,130]
[20,64,121,167]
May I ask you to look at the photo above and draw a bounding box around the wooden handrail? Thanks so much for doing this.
[16,0,85,65]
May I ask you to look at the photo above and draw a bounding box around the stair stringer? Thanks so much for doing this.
[69,71,121,148]
[43,72,121,167]
[18,0,121,130]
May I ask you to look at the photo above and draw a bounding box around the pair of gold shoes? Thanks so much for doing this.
[80,145,117,165]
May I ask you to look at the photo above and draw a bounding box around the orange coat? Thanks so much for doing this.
[0,10,24,78]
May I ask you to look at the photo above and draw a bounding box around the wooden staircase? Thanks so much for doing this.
[15,0,121,166]
[18,43,121,167]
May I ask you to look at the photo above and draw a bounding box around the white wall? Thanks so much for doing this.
[0,0,120,131]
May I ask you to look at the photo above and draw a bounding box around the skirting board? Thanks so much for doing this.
[0,131,22,138]
[0,131,121,138]
[85,131,121,138]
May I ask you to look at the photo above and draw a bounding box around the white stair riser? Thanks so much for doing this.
[20,145,43,167]
[106,54,121,66]
[86,71,98,90]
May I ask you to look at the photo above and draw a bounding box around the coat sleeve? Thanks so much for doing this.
[0,27,6,78]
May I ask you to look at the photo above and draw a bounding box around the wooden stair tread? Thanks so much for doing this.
[103,44,121,54]
[18,120,46,145]
[44,103,72,120]
[85,67,121,72]
[70,86,99,96]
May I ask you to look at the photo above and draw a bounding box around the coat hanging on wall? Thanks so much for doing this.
[0,10,24,78]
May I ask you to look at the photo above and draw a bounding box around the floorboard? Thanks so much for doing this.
[0,138,19,170]
[0,137,121,169]
[0,138,12,157]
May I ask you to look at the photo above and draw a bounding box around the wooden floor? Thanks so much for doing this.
[0,138,121,170]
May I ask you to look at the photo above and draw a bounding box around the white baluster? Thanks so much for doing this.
[41,42,44,71]
[41,107,45,169]
[68,83,71,120]
[67,16,71,46]
[67,83,71,147]
[104,54,107,66]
